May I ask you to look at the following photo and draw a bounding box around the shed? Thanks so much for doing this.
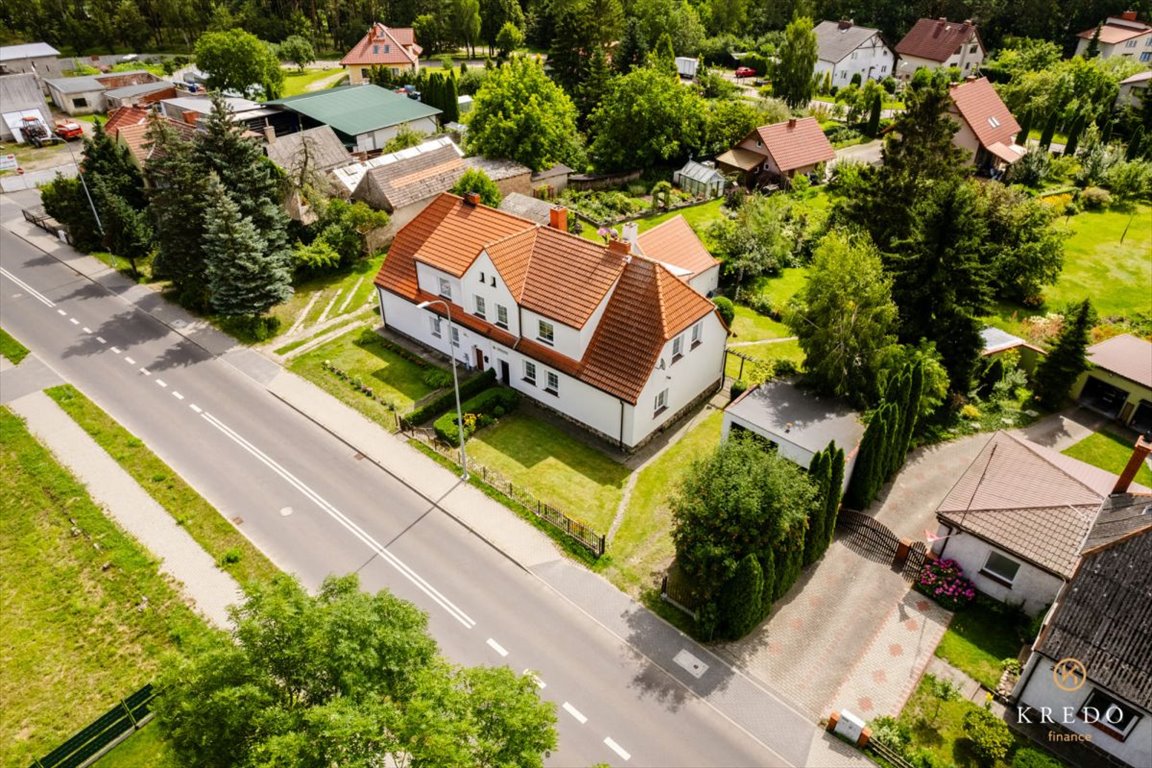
[0,42,61,92]
[531,163,572,196]
[267,85,441,153]
[1072,334,1152,434]
[44,69,163,115]
[0,73,53,142]
[497,192,556,225]
[463,156,533,198]
[722,379,864,491]
[457,94,473,114]
[673,159,726,198]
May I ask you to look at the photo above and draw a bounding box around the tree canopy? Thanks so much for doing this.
[195,29,284,99]
[774,16,818,108]
[450,167,503,207]
[154,574,557,768]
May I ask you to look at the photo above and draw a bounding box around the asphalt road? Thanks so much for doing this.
[1,226,812,767]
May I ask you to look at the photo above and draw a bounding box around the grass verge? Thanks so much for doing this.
[0,326,30,364]
[95,722,179,767]
[0,406,214,766]
[934,599,1024,690]
[43,384,280,588]
[1062,428,1152,488]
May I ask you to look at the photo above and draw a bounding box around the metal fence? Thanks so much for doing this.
[31,684,155,768]
[23,206,71,244]
[837,510,926,581]
[660,560,700,620]
[407,430,606,557]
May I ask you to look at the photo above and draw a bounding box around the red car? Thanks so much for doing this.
[55,120,84,140]
[734,66,756,79]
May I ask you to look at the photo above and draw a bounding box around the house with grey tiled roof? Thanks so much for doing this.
[1012,487,1152,768]
[813,20,894,89]
[930,431,1151,616]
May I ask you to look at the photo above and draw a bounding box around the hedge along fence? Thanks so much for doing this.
[401,369,497,428]
[434,387,520,446]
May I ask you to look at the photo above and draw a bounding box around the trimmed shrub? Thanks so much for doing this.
[717,554,764,639]
[963,707,1013,765]
[773,359,798,377]
[403,369,496,427]
[422,368,453,389]
[868,716,910,752]
[1080,186,1112,210]
[730,379,748,399]
[433,386,520,446]
[713,296,735,325]
[915,558,976,611]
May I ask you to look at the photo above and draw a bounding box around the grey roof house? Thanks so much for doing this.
[45,70,165,115]
[813,20,895,88]
[0,42,61,91]
[264,125,353,223]
[0,73,54,142]
[267,85,441,153]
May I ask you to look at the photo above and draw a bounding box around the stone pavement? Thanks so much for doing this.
[9,388,242,629]
[1013,406,1110,452]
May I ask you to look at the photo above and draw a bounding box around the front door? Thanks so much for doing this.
[499,360,510,385]
[474,348,484,370]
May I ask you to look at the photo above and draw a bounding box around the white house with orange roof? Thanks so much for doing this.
[341,23,422,85]
[1074,11,1152,61]
[947,76,1023,171]
[374,193,727,449]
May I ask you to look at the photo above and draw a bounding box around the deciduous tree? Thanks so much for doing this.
[279,34,315,71]
[450,167,503,206]
[774,16,818,108]
[194,29,284,98]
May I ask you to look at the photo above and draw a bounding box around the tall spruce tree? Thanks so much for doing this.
[82,118,146,208]
[1033,300,1096,410]
[614,17,648,74]
[442,73,460,123]
[823,446,845,550]
[202,174,293,318]
[804,450,831,565]
[548,2,595,95]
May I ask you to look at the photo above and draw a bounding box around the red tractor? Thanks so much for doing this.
[54,120,84,140]
[20,116,63,148]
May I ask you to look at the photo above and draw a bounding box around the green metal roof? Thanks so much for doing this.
[268,85,441,136]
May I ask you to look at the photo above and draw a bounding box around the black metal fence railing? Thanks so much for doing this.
[31,684,155,768]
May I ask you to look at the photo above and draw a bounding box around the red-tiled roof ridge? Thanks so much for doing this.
[341,23,420,66]
[636,215,718,278]
[104,105,150,137]
[948,77,1020,151]
[896,17,981,62]
[752,118,836,173]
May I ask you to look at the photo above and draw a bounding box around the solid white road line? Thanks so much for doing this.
[172,391,184,400]
[82,326,92,333]
[562,702,587,724]
[0,268,56,308]
[189,404,202,413]
[156,379,167,387]
[57,309,66,315]
[124,356,136,364]
[604,737,631,761]
[199,411,477,629]
[486,638,508,657]
[69,318,79,325]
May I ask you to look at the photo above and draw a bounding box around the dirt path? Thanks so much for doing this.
[305,71,348,91]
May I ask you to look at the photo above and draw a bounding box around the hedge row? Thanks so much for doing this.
[402,369,497,428]
[434,387,521,446]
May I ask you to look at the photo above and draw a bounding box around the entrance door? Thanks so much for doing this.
[499,360,510,385]
[1080,376,1127,419]
[474,348,484,370]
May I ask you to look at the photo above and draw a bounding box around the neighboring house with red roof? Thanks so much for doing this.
[930,431,1151,616]
[715,117,835,188]
[947,76,1023,171]
[374,193,727,449]
[894,18,984,80]
[1074,11,1152,61]
[341,23,422,85]
[104,106,197,170]
[1072,334,1152,434]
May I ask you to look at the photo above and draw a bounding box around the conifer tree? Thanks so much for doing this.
[718,554,764,639]
[824,446,845,550]
[83,118,146,208]
[442,73,460,123]
[614,17,648,74]
[1033,300,1095,410]
[846,416,880,509]
[1038,111,1059,150]
[203,174,293,318]
[1063,113,1085,156]
[866,90,882,138]
[804,450,831,565]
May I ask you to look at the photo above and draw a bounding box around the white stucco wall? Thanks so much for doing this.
[354,116,439,153]
[1076,33,1152,60]
[689,266,719,297]
[520,307,579,357]
[930,527,1065,616]
[48,86,105,115]
[1015,654,1152,768]
[815,37,895,87]
[415,262,462,305]
[897,44,984,80]
[949,115,982,165]
[461,251,520,336]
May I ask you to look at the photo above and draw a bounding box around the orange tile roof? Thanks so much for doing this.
[896,18,981,62]
[636,215,718,278]
[949,77,1020,151]
[752,118,836,173]
[516,227,626,329]
[1076,18,1152,43]
[340,23,421,67]
[113,113,197,166]
[104,105,150,136]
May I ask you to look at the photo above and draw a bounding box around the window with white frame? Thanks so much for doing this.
[1080,689,1142,739]
[672,335,684,362]
[450,326,460,347]
[969,44,978,54]
[980,550,1021,586]
[690,321,703,348]
[496,304,508,329]
[438,277,452,299]
[1127,39,1138,47]
[545,371,559,394]
[654,388,668,415]
[429,316,442,338]
[523,360,536,384]
[538,320,555,345]
[474,295,486,318]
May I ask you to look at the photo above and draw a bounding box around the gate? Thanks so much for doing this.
[836,510,926,581]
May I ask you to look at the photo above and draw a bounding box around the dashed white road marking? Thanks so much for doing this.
[82,326,92,333]
[155,379,167,388]
[111,346,122,354]
[57,309,67,316]
[69,317,79,325]
[96,336,106,344]
[562,702,587,724]
[124,356,136,365]
[604,737,631,761]
[523,669,546,689]
[486,638,508,657]
[0,268,56,307]
[139,368,150,376]
[199,411,477,629]
[172,391,184,400]
[189,404,203,414]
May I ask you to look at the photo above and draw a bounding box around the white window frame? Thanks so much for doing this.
[438,277,452,300]
[450,326,460,347]
[1080,689,1142,740]
[523,360,536,385]
[429,315,442,338]
[671,334,684,362]
[690,321,703,348]
[980,550,1020,586]
[545,371,559,395]
[538,320,555,346]
[1126,39,1138,48]
[474,295,486,319]
[495,304,508,329]
[654,388,669,415]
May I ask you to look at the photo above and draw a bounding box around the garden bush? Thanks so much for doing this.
[963,707,1014,765]
[422,368,454,389]
[1012,747,1062,768]
[713,296,735,325]
[403,369,496,427]
[433,386,520,446]
[1080,186,1112,210]
[730,379,748,399]
[773,359,798,378]
[558,189,647,222]
[746,293,779,319]
[868,716,910,752]
[914,558,976,611]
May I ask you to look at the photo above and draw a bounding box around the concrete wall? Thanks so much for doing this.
[1015,653,1152,768]
[354,116,438,153]
[47,85,106,115]
[930,526,1065,616]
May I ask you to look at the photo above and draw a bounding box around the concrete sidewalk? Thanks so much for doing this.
[10,389,242,629]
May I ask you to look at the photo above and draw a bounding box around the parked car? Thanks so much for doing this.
[734,66,756,79]
[54,120,83,140]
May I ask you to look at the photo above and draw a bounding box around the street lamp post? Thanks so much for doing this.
[417,299,468,480]
[62,139,103,237]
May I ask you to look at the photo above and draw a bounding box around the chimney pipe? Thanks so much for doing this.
[549,205,567,232]
[1113,436,1152,495]
[1121,10,1138,21]
[787,117,797,128]
[463,191,480,206]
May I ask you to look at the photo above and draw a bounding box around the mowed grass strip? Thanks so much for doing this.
[0,326,30,364]
[0,407,215,766]
[1063,429,1152,489]
[44,384,280,587]
[1048,204,1151,317]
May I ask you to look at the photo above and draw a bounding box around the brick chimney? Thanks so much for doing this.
[607,237,631,259]
[1121,10,1138,21]
[787,117,797,128]
[549,205,567,232]
[838,19,853,30]
[463,191,480,206]
[1113,436,1152,494]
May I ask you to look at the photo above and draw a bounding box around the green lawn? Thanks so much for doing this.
[270,255,383,339]
[466,413,629,533]
[1063,429,1152,489]
[730,305,791,341]
[288,325,441,426]
[0,407,214,767]
[725,339,805,382]
[44,385,280,588]
[96,722,179,767]
[281,67,346,97]
[0,326,30,364]
[935,600,1024,690]
[600,410,723,595]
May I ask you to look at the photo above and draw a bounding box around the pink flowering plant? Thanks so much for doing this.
[914,558,976,611]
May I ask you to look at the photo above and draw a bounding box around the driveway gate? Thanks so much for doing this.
[836,510,926,580]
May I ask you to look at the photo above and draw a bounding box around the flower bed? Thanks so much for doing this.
[914,558,976,611]
[433,386,520,446]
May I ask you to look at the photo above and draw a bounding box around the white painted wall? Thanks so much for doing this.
[520,307,580,359]
[1075,31,1152,59]
[48,86,105,115]
[354,116,439,153]
[897,44,984,80]
[930,527,1065,616]
[415,262,462,305]
[815,35,895,88]
[722,411,816,467]
[461,251,520,335]
[689,265,719,297]
[1015,654,1152,768]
